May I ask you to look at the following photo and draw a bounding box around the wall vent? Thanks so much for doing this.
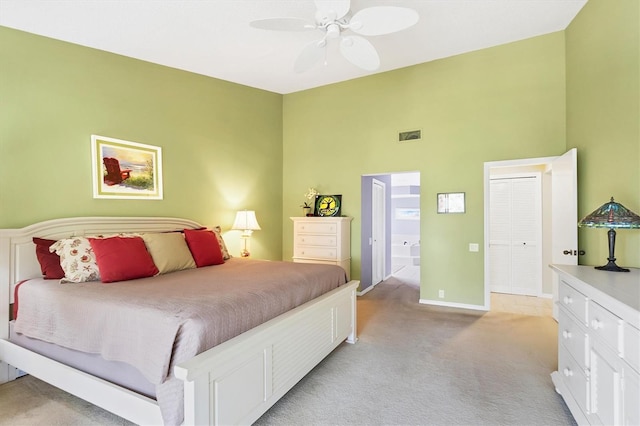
[398,129,422,142]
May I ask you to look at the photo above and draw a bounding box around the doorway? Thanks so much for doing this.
[489,172,542,297]
[483,149,578,318]
[360,171,421,294]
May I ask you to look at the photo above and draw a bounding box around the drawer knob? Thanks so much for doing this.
[563,368,573,377]
[563,296,573,305]
[562,330,572,339]
[591,319,603,330]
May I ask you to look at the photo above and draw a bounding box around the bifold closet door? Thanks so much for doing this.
[489,176,541,296]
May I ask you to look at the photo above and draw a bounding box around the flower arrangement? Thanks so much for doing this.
[301,187,319,209]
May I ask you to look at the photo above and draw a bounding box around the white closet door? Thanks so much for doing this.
[510,178,540,295]
[489,180,512,294]
[489,175,541,296]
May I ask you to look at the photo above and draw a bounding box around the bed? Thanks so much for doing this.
[0,216,358,425]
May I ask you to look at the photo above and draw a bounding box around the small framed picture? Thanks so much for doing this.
[437,192,465,214]
[314,194,342,217]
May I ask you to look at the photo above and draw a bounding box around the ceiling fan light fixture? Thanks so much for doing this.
[250,0,418,72]
[326,23,340,39]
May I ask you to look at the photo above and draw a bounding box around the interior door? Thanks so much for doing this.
[551,148,578,319]
[551,148,578,266]
[371,179,385,286]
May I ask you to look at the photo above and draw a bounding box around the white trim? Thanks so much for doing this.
[419,299,488,312]
[357,283,376,296]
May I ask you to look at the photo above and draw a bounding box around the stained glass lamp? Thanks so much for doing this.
[578,197,640,272]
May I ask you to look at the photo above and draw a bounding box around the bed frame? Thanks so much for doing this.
[0,217,358,425]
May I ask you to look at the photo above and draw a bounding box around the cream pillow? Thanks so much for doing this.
[141,232,196,274]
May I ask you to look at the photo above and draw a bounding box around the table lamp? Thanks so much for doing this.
[578,197,640,272]
[231,210,261,257]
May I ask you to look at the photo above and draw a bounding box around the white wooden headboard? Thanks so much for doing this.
[0,216,203,340]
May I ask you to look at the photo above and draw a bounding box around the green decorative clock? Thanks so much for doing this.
[314,194,342,217]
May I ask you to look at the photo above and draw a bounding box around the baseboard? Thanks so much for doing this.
[357,282,378,296]
[419,299,488,312]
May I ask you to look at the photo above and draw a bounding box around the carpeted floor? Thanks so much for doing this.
[0,277,575,425]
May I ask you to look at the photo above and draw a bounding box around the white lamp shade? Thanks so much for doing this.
[232,210,261,231]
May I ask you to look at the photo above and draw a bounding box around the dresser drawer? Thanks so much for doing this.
[295,235,337,247]
[559,309,589,367]
[559,347,590,415]
[589,300,623,356]
[294,247,336,260]
[559,281,588,325]
[294,222,337,234]
[623,322,640,372]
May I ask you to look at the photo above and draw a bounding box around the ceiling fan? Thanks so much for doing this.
[250,0,419,73]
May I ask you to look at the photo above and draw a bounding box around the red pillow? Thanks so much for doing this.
[33,237,65,279]
[88,236,159,283]
[183,229,225,267]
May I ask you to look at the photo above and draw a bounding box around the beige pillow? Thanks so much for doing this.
[141,232,196,274]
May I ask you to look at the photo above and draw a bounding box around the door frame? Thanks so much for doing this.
[483,155,558,311]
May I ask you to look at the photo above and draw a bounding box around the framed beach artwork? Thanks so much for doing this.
[91,135,163,200]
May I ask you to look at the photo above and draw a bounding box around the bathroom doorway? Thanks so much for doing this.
[360,171,420,294]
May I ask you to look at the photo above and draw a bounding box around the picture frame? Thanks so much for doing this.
[437,192,465,214]
[314,194,342,217]
[91,135,163,200]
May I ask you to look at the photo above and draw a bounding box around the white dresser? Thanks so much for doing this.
[291,217,352,280]
[551,264,640,426]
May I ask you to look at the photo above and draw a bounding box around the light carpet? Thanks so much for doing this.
[0,278,575,425]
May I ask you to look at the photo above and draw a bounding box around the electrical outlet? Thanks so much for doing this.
[469,243,479,252]
[438,290,445,298]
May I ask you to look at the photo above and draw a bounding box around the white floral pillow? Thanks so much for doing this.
[50,237,100,283]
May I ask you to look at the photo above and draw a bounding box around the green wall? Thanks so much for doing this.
[0,27,284,259]
[2,0,636,307]
[566,0,640,268]
[283,32,567,305]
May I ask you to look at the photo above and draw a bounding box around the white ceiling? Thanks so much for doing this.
[0,0,587,94]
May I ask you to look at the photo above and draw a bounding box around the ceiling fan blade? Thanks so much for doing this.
[314,0,350,22]
[350,7,419,36]
[339,35,380,71]
[250,17,315,31]
[294,39,326,73]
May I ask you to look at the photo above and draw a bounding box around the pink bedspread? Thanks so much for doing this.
[13,258,347,424]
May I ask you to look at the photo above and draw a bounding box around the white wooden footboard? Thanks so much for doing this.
[176,279,358,425]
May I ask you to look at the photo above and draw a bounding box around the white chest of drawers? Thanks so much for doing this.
[291,217,352,280]
[551,264,640,426]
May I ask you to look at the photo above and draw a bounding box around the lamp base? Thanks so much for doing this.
[595,260,630,272]
[240,249,250,258]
